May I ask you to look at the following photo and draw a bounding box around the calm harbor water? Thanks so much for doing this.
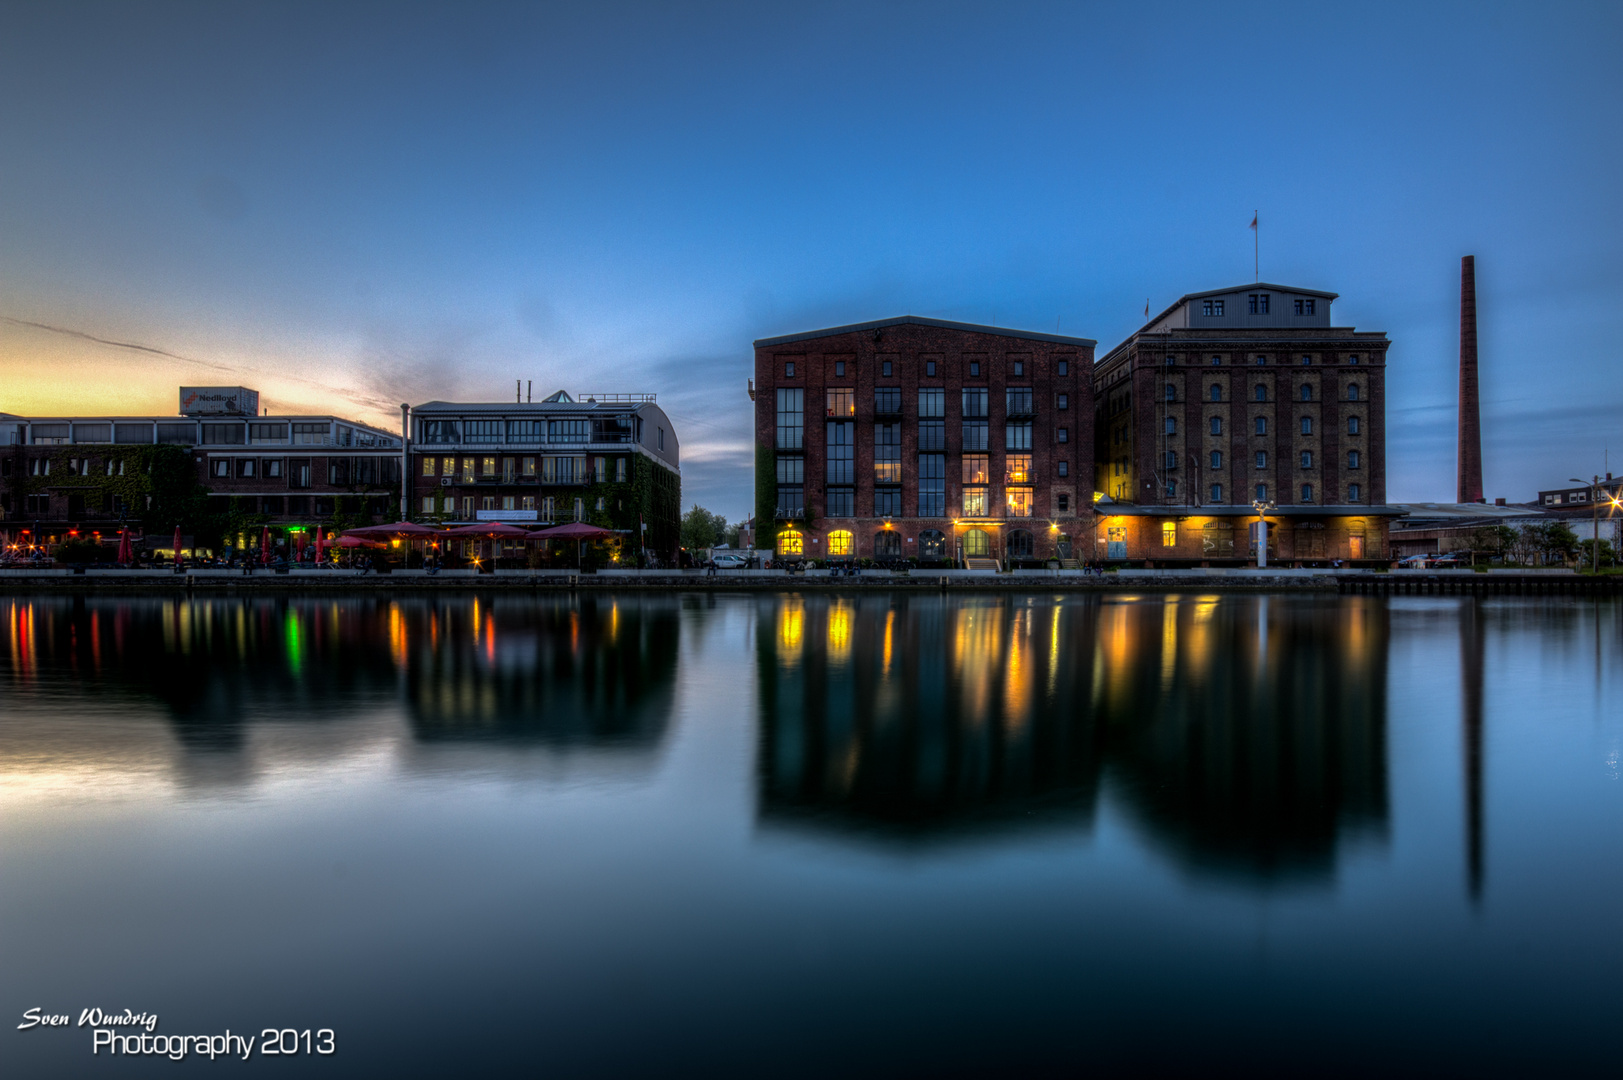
[2,591,1620,1077]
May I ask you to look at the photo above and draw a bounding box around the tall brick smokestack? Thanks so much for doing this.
[1458,255,1484,503]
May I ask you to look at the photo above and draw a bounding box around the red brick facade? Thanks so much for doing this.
[753,318,1096,562]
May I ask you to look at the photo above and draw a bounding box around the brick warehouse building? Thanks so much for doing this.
[409,390,681,561]
[1091,283,1404,565]
[752,317,1096,564]
[0,387,402,551]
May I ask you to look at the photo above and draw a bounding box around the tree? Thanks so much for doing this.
[679,504,728,551]
[1577,538,1617,569]
[1469,524,1517,563]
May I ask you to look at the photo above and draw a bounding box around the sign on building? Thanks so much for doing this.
[180,387,261,417]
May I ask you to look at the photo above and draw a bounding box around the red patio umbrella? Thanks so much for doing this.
[529,521,618,569]
[116,529,131,566]
[295,530,308,559]
[260,526,271,565]
[344,521,442,538]
[441,521,532,565]
[172,526,183,569]
[314,529,326,564]
[334,535,385,549]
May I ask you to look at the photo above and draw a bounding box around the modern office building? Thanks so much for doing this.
[408,390,681,559]
[0,388,402,546]
[751,316,1096,564]
[1090,284,1403,565]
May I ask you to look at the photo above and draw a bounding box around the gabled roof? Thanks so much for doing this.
[755,315,1096,349]
[1138,282,1338,332]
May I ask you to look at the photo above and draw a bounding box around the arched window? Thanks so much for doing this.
[1210,483,1223,502]
[1209,384,1222,402]
[1301,483,1314,503]
[827,530,853,556]
[1007,529,1034,559]
[1165,384,1176,401]
[1210,416,1223,435]
[1254,384,1267,401]
[873,530,902,558]
[1301,416,1314,435]
[1210,450,1223,469]
[918,529,946,559]
[1347,383,1360,401]
[1255,417,1268,435]
[1348,450,1360,469]
[1300,384,1313,401]
[776,529,803,556]
[1348,483,1362,501]
[963,528,991,557]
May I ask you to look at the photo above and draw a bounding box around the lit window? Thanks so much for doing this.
[827,530,853,556]
[482,456,496,476]
[422,457,436,476]
[1162,521,1177,547]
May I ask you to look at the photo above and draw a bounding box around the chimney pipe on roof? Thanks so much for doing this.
[1458,256,1485,504]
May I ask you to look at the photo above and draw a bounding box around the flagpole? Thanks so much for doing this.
[1254,211,1259,282]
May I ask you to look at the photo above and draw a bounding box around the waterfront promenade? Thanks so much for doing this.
[0,567,1613,595]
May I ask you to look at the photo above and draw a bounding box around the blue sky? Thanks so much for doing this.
[2,1,1620,520]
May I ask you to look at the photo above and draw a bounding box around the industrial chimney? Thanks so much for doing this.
[1458,256,1484,503]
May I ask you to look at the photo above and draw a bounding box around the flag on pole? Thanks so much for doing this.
[1250,213,1257,230]
[1144,299,1149,319]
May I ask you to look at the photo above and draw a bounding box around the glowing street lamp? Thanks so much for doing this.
[1251,498,1276,568]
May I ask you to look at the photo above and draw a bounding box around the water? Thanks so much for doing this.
[2,592,1619,1077]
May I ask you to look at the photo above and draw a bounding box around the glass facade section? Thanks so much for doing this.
[776,389,804,450]
[918,454,945,516]
[874,424,901,483]
[826,388,854,418]
[1005,422,1032,450]
[826,422,853,483]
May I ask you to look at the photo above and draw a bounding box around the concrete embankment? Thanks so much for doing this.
[1,568,1615,595]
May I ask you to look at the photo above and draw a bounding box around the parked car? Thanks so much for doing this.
[711,553,749,569]
[1396,554,1431,569]
[1430,550,1471,568]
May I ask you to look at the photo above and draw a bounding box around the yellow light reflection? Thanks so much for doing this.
[828,600,853,664]
[778,599,804,666]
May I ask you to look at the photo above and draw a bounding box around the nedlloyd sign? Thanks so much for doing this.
[475,510,538,522]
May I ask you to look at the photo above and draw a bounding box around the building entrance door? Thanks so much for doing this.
[1106,526,1126,560]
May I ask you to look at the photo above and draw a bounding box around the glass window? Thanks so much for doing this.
[523,456,537,476]
[502,496,516,511]
[1012,360,1025,376]
[1348,450,1360,469]
[547,419,588,443]
[1255,484,1268,501]
[777,529,803,555]
[776,457,803,485]
[522,496,535,511]
[1301,451,1313,468]
[962,420,989,451]
[1057,461,1069,477]
[616,458,627,482]
[1301,484,1314,502]
[776,388,804,450]
[442,457,455,475]
[918,388,944,418]
[1348,416,1360,435]
[834,360,846,377]
[1005,487,1032,517]
[881,360,892,377]
[1006,422,1032,450]
[918,454,945,516]
[1164,417,1176,434]
[1255,417,1268,435]
[1006,387,1033,414]
[1057,427,1068,443]
[826,388,854,418]
[237,459,255,478]
[784,361,795,377]
[827,530,853,555]
[482,496,496,511]
[1165,384,1176,401]
[875,488,902,517]
[422,457,436,476]
[1058,360,1068,375]
[1255,451,1267,468]
[1349,483,1362,501]
[1210,450,1222,469]
[265,459,283,478]
[962,388,988,418]
[826,422,854,483]
[925,360,936,376]
[919,420,945,451]
[507,419,543,443]
[875,388,902,415]
[875,423,902,483]
[826,488,854,517]
[962,486,988,516]
[1165,451,1178,468]
[1255,384,1267,401]
[1057,393,1068,410]
[1006,454,1031,483]
[482,456,497,476]
[1165,479,1177,497]
[1210,483,1223,503]
[1348,383,1360,401]
[1210,416,1223,435]
[422,495,436,513]
[1210,385,1222,401]
[1301,417,1314,435]
[1301,384,1313,401]
[461,458,475,482]
[1162,521,1177,547]
[969,361,981,377]
[963,454,990,484]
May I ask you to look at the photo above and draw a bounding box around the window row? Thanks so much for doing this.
[419,455,629,483]
[1171,482,1363,504]
[1167,383,1360,402]
[784,359,1071,380]
[1177,450,1363,470]
[420,494,594,519]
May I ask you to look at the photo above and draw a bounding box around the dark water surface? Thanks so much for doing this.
[2,592,1619,1077]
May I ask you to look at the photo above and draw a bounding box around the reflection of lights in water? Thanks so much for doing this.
[1048,603,1061,698]
[471,599,480,641]
[1346,599,1368,666]
[882,609,895,676]
[237,606,248,661]
[387,603,406,670]
[609,602,619,645]
[778,600,804,664]
[486,614,497,664]
[286,610,304,677]
[1003,608,1032,733]
[953,604,1003,725]
[178,603,191,656]
[1161,597,1179,690]
[828,601,853,664]
[1187,596,1218,681]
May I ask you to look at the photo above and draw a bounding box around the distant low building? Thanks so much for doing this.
[408,390,681,560]
[0,388,402,549]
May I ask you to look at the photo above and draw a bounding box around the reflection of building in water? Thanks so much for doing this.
[1461,598,1485,902]
[757,595,1107,841]
[757,594,1390,884]
[0,595,680,786]
[403,595,677,747]
[1097,596,1389,884]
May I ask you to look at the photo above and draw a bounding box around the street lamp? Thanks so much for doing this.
[1251,498,1276,568]
[1571,476,1602,573]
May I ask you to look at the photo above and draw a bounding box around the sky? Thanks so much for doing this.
[2,1,1620,521]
